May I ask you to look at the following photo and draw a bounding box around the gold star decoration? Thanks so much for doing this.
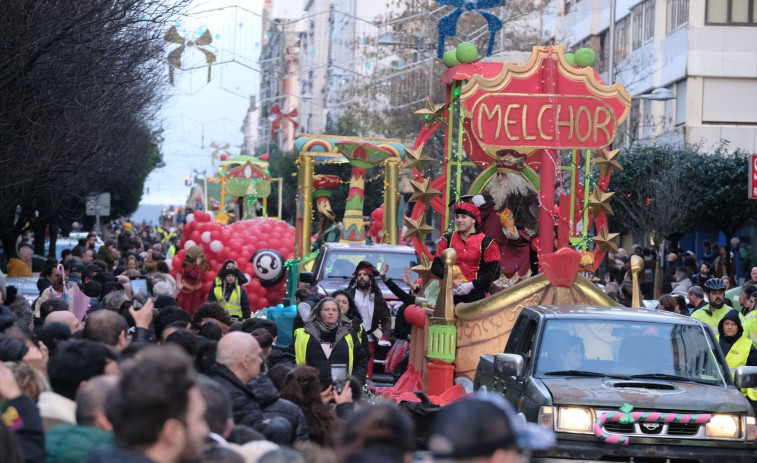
[593,147,623,175]
[408,177,442,206]
[414,96,447,128]
[592,226,619,254]
[404,145,435,171]
[411,253,434,287]
[587,186,615,216]
[403,215,436,241]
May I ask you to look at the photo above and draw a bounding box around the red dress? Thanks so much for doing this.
[177,263,206,315]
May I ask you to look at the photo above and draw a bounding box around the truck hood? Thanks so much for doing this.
[541,377,749,414]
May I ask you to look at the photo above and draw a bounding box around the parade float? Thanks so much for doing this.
[369,42,634,402]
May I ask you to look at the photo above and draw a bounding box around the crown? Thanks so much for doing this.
[495,149,527,173]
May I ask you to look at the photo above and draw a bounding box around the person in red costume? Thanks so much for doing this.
[177,245,210,315]
[473,149,540,293]
[431,202,501,304]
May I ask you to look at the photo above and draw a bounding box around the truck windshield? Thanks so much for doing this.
[535,319,726,384]
[321,251,418,280]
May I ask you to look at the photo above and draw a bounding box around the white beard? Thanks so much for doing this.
[484,172,534,210]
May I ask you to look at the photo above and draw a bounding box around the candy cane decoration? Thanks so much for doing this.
[593,404,711,445]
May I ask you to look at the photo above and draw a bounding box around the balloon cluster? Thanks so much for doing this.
[171,211,296,313]
[368,204,384,242]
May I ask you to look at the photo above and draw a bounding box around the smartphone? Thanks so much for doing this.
[330,363,348,394]
[130,277,151,310]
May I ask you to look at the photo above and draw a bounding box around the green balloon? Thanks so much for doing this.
[443,49,460,68]
[574,48,597,67]
[565,53,575,66]
[456,42,478,64]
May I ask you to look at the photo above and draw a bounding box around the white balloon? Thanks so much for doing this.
[184,240,197,250]
[201,231,212,243]
[210,240,224,253]
[185,213,195,224]
[243,274,252,286]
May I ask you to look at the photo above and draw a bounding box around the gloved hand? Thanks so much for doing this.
[472,195,486,207]
[453,282,474,296]
[378,338,392,347]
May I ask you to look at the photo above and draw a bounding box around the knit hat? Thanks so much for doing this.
[454,202,481,224]
[354,261,379,276]
[429,392,554,460]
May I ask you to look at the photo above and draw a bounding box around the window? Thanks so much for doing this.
[706,0,757,24]
[632,0,655,50]
[615,16,631,61]
[667,0,689,33]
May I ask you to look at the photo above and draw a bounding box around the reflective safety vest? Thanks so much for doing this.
[743,313,757,348]
[293,328,354,374]
[213,285,242,318]
[719,335,756,398]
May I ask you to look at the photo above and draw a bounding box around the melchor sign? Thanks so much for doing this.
[461,46,631,152]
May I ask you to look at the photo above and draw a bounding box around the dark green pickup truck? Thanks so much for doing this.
[474,305,757,462]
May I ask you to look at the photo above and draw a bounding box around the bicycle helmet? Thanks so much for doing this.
[703,277,726,292]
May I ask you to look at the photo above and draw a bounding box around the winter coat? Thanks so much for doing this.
[249,373,309,442]
[86,448,156,463]
[290,322,368,387]
[3,396,45,463]
[45,424,114,463]
[206,363,292,444]
[38,391,76,433]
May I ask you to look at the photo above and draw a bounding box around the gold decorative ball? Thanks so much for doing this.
[441,248,457,267]
[630,255,644,273]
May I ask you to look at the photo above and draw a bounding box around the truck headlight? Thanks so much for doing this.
[557,407,594,432]
[706,414,741,439]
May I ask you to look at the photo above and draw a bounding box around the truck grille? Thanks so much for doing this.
[597,410,705,439]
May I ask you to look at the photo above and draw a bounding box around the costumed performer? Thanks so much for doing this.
[431,202,501,304]
[311,174,342,252]
[473,149,539,292]
[177,245,210,315]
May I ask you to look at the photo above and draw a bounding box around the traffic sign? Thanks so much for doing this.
[751,155,757,199]
[86,193,111,216]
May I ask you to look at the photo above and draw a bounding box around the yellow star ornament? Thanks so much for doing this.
[594,147,623,175]
[414,96,447,128]
[587,186,614,217]
[404,146,435,171]
[592,227,619,254]
[411,253,434,286]
[409,177,442,206]
[403,215,435,241]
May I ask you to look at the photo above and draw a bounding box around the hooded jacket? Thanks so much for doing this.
[46,424,114,463]
[717,309,757,368]
[249,373,309,442]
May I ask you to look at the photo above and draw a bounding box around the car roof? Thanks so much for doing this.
[321,243,416,253]
[527,304,701,325]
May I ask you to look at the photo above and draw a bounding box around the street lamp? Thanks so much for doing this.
[637,88,676,101]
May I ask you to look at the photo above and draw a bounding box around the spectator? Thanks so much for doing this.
[199,320,224,341]
[207,332,292,444]
[101,290,129,312]
[738,285,757,316]
[657,294,681,314]
[44,311,83,334]
[39,298,69,323]
[154,306,191,342]
[165,329,199,358]
[86,346,209,463]
[338,404,414,463]
[290,297,368,388]
[279,366,352,446]
[8,300,34,332]
[196,376,234,444]
[687,285,707,315]
[690,262,713,287]
[45,376,117,463]
[249,368,310,443]
[7,245,34,277]
[0,362,45,463]
[40,340,118,432]
[3,361,48,402]
[35,323,71,357]
[191,302,233,335]
[670,267,692,295]
[83,310,129,351]
[428,392,554,461]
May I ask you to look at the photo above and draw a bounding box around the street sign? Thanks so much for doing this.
[86,193,111,216]
[751,155,757,199]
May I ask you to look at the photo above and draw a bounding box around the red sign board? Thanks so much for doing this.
[469,94,619,149]
[751,154,757,199]
[461,46,631,152]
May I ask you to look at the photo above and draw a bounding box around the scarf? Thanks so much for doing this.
[313,318,339,344]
